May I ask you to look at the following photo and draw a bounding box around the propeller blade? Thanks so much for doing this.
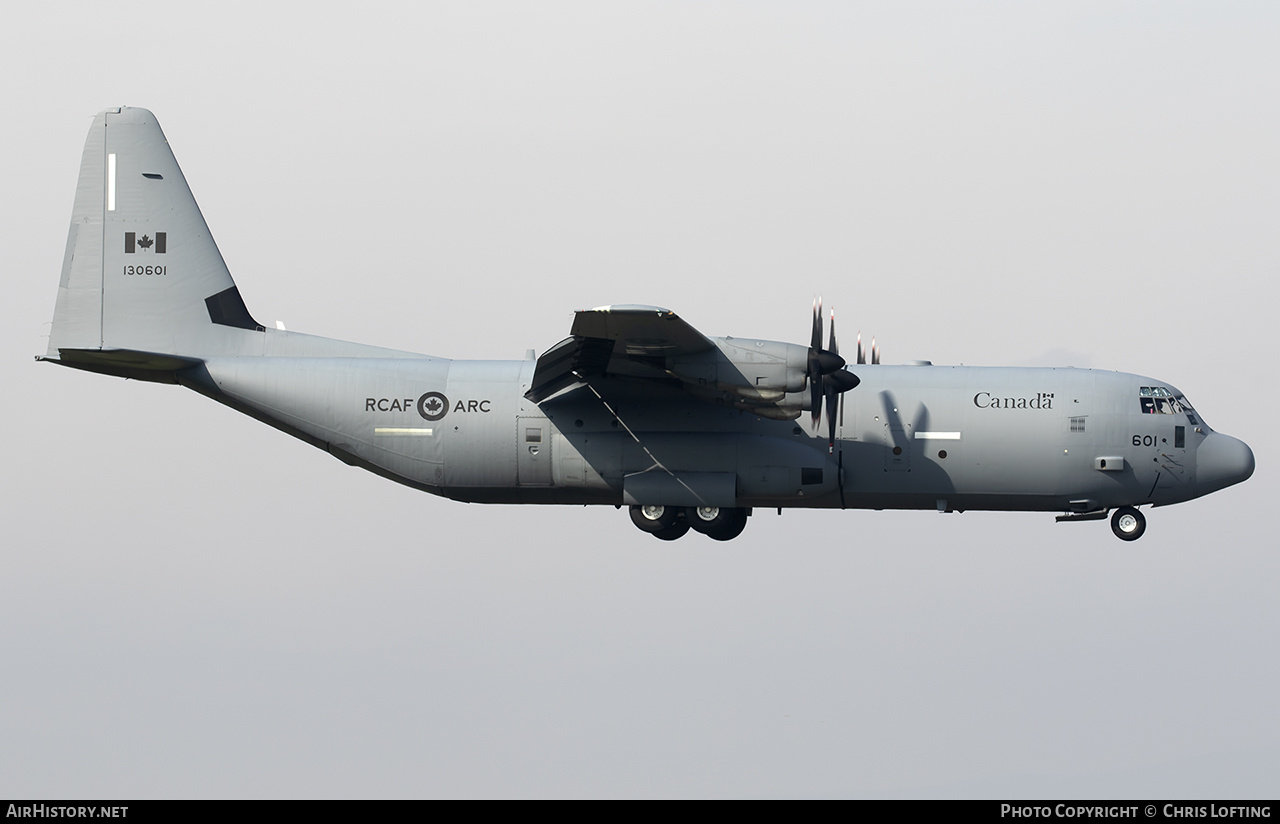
[856,332,864,365]
[871,337,879,365]
[809,355,823,429]
[811,296,823,352]
[807,298,830,429]
[824,307,838,442]
[826,394,838,449]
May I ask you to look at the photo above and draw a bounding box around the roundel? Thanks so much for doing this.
[417,391,449,421]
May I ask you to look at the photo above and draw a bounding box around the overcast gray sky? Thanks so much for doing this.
[2,1,1276,799]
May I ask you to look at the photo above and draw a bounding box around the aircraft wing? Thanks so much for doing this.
[525,305,714,403]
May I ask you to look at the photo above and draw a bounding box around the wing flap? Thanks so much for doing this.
[524,336,615,403]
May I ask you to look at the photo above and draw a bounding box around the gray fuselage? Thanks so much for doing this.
[189,343,1252,515]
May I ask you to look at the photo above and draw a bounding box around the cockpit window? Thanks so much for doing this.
[1139,387,1195,415]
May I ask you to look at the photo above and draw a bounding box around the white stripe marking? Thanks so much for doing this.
[915,431,961,440]
[374,427,434,436]
[107,153,116,211]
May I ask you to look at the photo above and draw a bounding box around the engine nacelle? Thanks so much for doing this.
[669,337,809,394]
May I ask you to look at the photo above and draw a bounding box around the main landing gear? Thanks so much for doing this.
[629,504,749,541]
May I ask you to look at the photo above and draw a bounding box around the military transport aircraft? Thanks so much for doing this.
[40,108,1254,542]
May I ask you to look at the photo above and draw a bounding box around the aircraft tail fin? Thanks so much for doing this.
[45,107,263,373]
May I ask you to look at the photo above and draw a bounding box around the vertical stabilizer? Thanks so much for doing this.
[47,107,261,365]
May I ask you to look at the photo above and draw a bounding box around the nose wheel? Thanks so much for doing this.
[1110,506,1146,541]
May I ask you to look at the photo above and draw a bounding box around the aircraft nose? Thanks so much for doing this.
[1197,432,1255,493]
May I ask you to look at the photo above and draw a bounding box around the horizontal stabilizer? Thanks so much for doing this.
[41,348,204,383]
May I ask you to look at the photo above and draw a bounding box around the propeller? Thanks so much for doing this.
[807,298,861,451]
[855,332,879,365]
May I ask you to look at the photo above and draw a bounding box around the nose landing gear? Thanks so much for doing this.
[1110,506,1147,541]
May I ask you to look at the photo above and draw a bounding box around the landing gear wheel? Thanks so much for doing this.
[684,506,748,541]
[629,504,680,534]
[651,521,691,541]
[1111,506,1146,541]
